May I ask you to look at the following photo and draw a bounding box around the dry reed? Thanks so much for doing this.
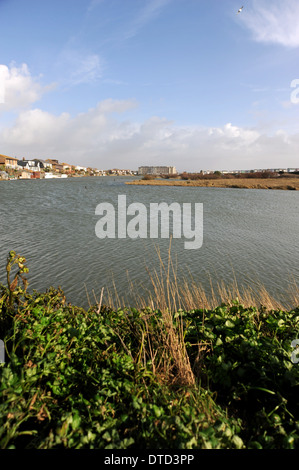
[87,241,298,387]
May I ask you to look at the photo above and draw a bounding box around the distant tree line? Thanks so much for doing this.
[179,171,281,180]
[142,170,299,181]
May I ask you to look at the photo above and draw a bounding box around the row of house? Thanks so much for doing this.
[0,154,89,178]
[0,154,137,179]
[0,156,69,179]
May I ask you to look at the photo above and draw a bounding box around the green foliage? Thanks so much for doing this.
[184,303,299,448]
[0,284,241,449]
[0,253,298,449]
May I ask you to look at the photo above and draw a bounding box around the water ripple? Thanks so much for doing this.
[0,176,298,308]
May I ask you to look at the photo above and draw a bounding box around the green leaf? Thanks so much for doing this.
[232,435,244,449]
[225,320,235,328]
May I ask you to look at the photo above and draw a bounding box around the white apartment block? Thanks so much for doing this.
[138,166,177,176]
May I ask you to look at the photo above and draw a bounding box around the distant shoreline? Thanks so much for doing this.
[126,176,299,190]
[1,175,298,190]
[0,174,138,182]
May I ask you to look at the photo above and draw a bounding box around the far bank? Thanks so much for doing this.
[126,176,299,190]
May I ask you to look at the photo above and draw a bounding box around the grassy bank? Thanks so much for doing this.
[126,177,299,190]
[0,252,298,449]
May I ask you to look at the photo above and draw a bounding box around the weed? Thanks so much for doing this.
[0,252,298,449]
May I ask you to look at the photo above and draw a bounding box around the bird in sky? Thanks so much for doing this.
[237,6,244,14]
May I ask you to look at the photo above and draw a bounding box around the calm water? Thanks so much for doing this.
[0,176,298,308]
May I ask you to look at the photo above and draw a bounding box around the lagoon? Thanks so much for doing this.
[0,176,298,309]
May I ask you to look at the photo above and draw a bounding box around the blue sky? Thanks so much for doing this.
[0,0,299,171]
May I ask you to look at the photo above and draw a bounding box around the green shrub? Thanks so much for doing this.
[0,284,241,449]
[0,253,298,449]
[184,303,299,448]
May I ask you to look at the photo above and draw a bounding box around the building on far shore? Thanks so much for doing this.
[0,154,19,168]
[19,170,31,179]
[18,159,42,172]
[45,159,64,172]
[34,159,53,170]
[138,166,177,176]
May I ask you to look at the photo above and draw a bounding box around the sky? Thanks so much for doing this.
[0,0,299,172]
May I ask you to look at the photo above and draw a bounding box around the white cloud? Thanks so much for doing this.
[2,109,70,146]
[1,100,298,171]
[240,0,299,47]
[0,63,54,112]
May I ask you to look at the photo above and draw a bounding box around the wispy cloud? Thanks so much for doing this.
[86,0,104,14]
[69,53,103,85]
[56,1,172,89]
[240,0,299,47]
[123,0,172,40]
[85,0,172,41]
[56,49,104,87]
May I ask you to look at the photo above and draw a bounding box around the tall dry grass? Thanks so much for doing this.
[88,240,298,387]
[99,241,298,313]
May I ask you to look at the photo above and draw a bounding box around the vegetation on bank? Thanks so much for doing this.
[137,171,299,189]
[0,251,298,449]
[130,176,299,190]
[178,170,299,180]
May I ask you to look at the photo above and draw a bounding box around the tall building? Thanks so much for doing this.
[138,166,177,176]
